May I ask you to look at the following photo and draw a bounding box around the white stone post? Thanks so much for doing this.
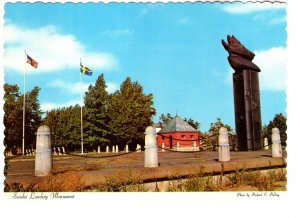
[176,142,180,151]
[53,147,57,155]
[112,146,115,153]
[264,138,269,150]
[272,128,282,158]
[98,146,101,153]
[35,125,52,176]
[162,142,165,152]
[125,144,129,153]
[106,146,109,153]
[116,145,119,153]
[193,141,197,151]
[144,126,158,168]
[136,144,141,152]
[218,127,230,162]
[62,147,65,155]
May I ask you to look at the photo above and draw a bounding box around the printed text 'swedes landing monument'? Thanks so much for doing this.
[222,35,262,151]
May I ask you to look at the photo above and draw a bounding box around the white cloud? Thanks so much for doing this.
[225,47,286,92]
[47,79,119,94]
[47,79,91,94]
[40,100,82,112]
[106,82,119,94]
[42,80,119,112]
[4,24,118,74]
[222,2,285,14]
[255,47,286,91]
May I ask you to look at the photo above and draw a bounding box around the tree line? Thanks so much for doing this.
[4,84,42,154]
[3,74,287,154]
[4,75,156,153]
[44,75,156,152]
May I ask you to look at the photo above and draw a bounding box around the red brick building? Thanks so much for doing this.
[157,116,200,149]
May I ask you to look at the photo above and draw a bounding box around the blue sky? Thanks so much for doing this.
[3,2,287,132]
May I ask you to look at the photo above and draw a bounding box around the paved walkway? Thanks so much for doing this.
[5,150,286,186]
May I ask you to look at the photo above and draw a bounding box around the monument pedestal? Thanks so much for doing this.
[233,70,262,151]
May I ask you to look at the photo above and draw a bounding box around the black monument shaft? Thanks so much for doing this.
[233,70,262,150]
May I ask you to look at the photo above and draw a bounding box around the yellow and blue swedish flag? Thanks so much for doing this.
[80,62,93,76]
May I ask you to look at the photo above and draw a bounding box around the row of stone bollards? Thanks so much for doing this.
[217,127,283,161]
[53,147,66,155]
[34,125,284,176]
[97,144,141,153]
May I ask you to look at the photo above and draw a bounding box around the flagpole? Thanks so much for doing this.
[80,59,84,154]
[22,51,27,155]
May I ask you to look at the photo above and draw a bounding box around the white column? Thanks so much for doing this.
[162,142,165,152]
[53,147,57,155]
[98,146,101,154]
[116,145,119,153]
[112,146,115,153]
[125,144,129,153]
[137,144,141,152]
[62,147,65,155]
[218,127,230,162]
[35,125,52,176]
[58,147,61,155]
[272,128,282,158]
[264,138,269,150]
[144,126,158,168]
[176,142,180,151]
[106,146,109,153]
[193,141,197,151]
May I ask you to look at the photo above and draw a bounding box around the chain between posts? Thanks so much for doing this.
[159,133,219,142]
[5,134,272,160]
[64,148,141,159]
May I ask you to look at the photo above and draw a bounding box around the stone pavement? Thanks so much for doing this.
[5,150,286,187]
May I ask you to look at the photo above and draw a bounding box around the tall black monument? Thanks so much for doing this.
[222,35,262,151]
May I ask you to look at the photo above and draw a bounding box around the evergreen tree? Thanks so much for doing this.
[204,118,234,149]
[263,113,287,147]
[183,118,201,131]
[208,117,233,135]
[4,84,42,153]
[43,105,81,152]
[159,113,173,126]
[109,77,156,149]
[4,84,22,153]
[84,74,110,150]
[25,86,42,148]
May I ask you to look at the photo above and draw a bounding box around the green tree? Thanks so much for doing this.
[43,105,81,152]
[208,118,233,135]
[203,118,234,149]
[4,84,42,154]
[25,86,42,148]
[4,84,22,153]
[263,113,287,147]
[159,113,173,126]
[108,77,156,149]
[184,118,201,131]
[84,74,110,150]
